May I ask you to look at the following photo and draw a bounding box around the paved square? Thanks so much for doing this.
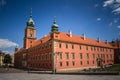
[0,73,120,80]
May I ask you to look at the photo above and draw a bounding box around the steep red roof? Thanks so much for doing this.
[16,32,114,53]
[30,32,114,48]
[32,34,51,47]
[55,32,113,48]
[15,48,25,53]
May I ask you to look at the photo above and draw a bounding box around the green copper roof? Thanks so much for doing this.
[52,17,58,27]
[51,17,59,32]
[27,8,34,27]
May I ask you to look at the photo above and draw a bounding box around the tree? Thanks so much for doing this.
[3,54,12,68]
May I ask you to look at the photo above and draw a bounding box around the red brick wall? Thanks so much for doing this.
[27,41,53,70]
[14,53,23,68]
[24,28,36,49]
[55,41,114,71]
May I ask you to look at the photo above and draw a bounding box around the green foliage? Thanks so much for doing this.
[108,64,120,72]
[3,54,12,65]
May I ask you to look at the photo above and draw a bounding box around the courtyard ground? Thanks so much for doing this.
[0,68,27,73]
[0,73,120,80]
[0,67,120,80]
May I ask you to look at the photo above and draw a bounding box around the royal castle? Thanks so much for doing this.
[14,10,120,73]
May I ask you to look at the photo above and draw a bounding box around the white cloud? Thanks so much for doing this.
[0,39,18,49]
[113,3,120,8]
[109,22,113,26]
[103,1,120,29]
[116,0,120,3]
[0,0,6,7]
[94,4,99,7]
[2,50,10,54]
[97,18,101,21]
[2,50,15,55]
[117,25,120,28]
[103,0,120,14]
[114,19,119,23]
[112,7,120,14]
[103,0,114,7]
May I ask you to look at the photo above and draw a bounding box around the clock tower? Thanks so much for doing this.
[24,9,36,49]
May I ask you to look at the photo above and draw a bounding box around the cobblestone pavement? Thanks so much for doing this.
[0,73,120,80]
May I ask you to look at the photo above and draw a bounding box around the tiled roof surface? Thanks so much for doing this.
[16,32,114,53]
[56,32,113,48]
[32,32,113,48]
[32,34,51,47]
[15,48,24,53]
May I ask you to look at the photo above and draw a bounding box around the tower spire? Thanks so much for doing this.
[51,16,59,32]
[53,16,56,24]
[27,8,34,27]
[15,45,18,52]
[30,8,32,18]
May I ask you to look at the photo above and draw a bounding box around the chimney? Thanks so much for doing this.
[82,34,86,40]
[68,30,72,37]
[44,35,47,37]
[97,37,100,42]
[40,40,43,43]
[105,40,108,44]
[15,45,18,52]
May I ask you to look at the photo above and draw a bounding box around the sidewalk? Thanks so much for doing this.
[0,68,27,73]
[55,71,120,75]
[28,70,120,75]
[0,68,119,75]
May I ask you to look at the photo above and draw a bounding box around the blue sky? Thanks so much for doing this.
[0,0,120,55]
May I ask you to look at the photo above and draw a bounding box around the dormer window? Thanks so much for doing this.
[55,35,58,38]
[40,40,42,43]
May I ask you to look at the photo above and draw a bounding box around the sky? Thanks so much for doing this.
[0,0,120,55]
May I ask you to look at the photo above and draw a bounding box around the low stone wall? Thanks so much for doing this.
[55,72,120,75]
[56,66,98,72]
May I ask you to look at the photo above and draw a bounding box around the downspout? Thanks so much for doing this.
[52,40,56,74]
